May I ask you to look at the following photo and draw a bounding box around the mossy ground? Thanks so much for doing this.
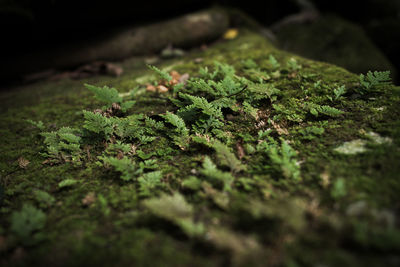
[1,30,400,266]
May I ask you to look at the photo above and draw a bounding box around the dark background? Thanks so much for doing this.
[1,0,399,81]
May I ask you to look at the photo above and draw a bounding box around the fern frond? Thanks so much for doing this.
[82,110,114,137]
[84,84,122,105]
[201,156,234,191]
[213,141,246,173]
[148,65,172,82]
[359,71,392,92]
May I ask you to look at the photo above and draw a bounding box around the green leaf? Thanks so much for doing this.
[98,156,139,181]
[84,83,122,105]
[267,141,300,180]
[120,100,136,112]
[147,65,172,82]
[201,156,235,191]
[213,141,246,173]
[268,54,280,69]
[138,171,164,197]
[143,193,205,237]
[83,110,113,137]
[58,179,79,188]
[359,71,392,94]
[26,119,45,131]
[10,204,46,245]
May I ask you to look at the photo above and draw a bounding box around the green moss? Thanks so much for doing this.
[1,29,400,267]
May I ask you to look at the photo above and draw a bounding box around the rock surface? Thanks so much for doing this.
[0,26,399,267]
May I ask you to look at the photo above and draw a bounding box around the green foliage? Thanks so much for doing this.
[40,127,82,164]
[104,141,131,156]
[268,54,280,70]
[162,111,190,150]
[85,83,122,106]
[331,178,347,199]
[242,101,258,119]
[333,85,346,100]
[85,83,135,112]
[143,193,205,237]
[58,179,80,188]
[308,104,344,117]
[242,58,258,69]
[263,140,300,180]
[200,156,235,191]
[286,58,301,71]
[10,204,46,245]
[182,176,202,191]
[179,93,223,119]
[359,71,392,93]
[298,126,325,141]
[98,156,139,181]
[138,171,164,197]
[212,141,245,173]
[33,190,55,208]
[97,194,111,216]
[246,83,281,102]
[120,101,136,112]
[147,65,172,82]
[82,110,114,137]
[26,119,45,131]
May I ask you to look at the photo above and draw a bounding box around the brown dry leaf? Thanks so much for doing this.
[105,63,123,77]
[17,157,30,169]
[146,84,157,92]
[169,78,179,86]
[157,85,169,93]
[111,102,121,111]
[116,151,124,159]
[170,70,181,80]
[178,73,190,85]
[320,170,330,188]
[269,120,289,135]
[236,141,245,159]
[288,71,298,79]
[130,144,137,155]
[194,58,203,64]
[84,146,92,160]
[82,192,96,207]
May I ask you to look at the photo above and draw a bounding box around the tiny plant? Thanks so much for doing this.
[359,71,392,94]
[10,204,46,245]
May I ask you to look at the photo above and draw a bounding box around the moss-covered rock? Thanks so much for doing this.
[275,15,397,79]
[1,29,400,267]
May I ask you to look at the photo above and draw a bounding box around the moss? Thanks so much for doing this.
[1,29,400,266]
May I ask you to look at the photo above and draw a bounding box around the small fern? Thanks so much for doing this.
[359,71,392,93]
[85,84,122,106]
[267,141,300,180]
[268,54,280,70]
[309,104,344,117]
[82,110,114,137]
[98,156,139,181]
[148,65,172,82]
[85,83,135,112]
[40,127,82,164]
[212,141,246,173]
[200,156,235,191]
[162,111,190,150]
[138,171,164,197]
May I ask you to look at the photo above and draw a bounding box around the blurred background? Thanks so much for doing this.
[0,0,399,84]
